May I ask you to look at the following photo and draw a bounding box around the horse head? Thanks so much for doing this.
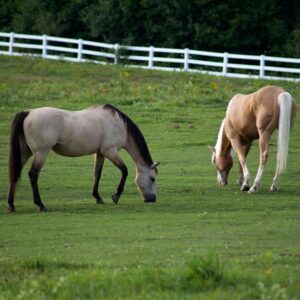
[135,162,159,202]
[209,146,233,186]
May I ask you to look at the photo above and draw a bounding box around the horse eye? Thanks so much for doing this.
[150,177,155,182]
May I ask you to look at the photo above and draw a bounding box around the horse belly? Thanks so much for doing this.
[52,137,101,157]
[240,125,259,142]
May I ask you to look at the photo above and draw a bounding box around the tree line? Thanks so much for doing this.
[1,0,299,57]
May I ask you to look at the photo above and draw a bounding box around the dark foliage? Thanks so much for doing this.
[0,0,299,57]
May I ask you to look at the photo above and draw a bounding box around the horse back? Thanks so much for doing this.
[23,106,128,156]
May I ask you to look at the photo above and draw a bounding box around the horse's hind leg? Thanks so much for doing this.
[28,151,49,212]
[92,152,105,204]
[270,172,279,192]
[103,149,128,204]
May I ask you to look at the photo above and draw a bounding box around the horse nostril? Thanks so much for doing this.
[144,194,156,203]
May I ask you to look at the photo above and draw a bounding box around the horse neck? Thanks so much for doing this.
[216,119,232,157]
[125,136,151,171]
[221,132,232,156]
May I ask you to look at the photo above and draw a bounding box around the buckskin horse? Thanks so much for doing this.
[210,85,296,193]
[8,104,159,212]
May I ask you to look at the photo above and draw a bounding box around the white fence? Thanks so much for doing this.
[1,32,300,81]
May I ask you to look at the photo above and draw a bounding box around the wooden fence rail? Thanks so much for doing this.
[1,32,300,81]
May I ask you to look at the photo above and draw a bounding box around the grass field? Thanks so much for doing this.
[0,56,299,299]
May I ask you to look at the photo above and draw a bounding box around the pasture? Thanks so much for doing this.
[0,56,299,299]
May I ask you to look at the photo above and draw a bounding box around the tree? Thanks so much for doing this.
[0,0,299,57]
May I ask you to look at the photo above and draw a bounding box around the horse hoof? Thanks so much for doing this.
[7,206,15,213]
[270,185,278,192]
[112,193,120,204]
[248,186,258,193]
[241,185,250,192]
[96,199,105,204]
[38,206,48,212]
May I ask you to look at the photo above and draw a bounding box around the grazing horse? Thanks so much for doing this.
[8,104,159,212]
[210,85,296,193]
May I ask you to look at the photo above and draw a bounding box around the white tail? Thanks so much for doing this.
[276,92,292,175]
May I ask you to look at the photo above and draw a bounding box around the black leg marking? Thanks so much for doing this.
[112,164,128,204]
[28,165,47,212]
[92,153,105,204]
[7,186,16,213]
[103,150,128,204]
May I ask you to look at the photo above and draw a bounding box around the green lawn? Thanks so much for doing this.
[0,56,299,299]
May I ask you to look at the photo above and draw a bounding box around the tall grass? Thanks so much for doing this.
[1,251,291,300]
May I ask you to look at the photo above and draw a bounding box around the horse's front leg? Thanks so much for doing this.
[92,152,105,204]
[236,144,252,186]
[230,138,250,191]
[112,164,128,204]
[104,150,128,204]
[249,132,270,193]
[236,164,244,186]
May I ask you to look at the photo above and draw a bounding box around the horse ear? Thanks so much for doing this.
[208,145,215,153]
[151,162,160,169]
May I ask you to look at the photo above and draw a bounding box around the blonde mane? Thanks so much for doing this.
[215,118,226,158]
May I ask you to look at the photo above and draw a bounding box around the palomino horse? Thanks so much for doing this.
[8,104,159,212]
[210,85,296,193]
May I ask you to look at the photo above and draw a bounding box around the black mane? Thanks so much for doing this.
[103,104,153,166]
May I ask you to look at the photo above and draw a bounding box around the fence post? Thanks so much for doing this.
[259,55,265,79]
[42,34,47,58]
[148,46,154,68]
[222,52,228,76]
[77,39,83,62]
[184,48,189,71]
[9,32,14,55]
[114,43,119,64]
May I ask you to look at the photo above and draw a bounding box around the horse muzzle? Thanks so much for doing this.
[217,172,228,186]
[144,194,156,203]
[218,177,228,186]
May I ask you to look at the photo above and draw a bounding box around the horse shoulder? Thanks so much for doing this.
[223,118,237,140]
[96,108,128,151]
[226,94,258,141]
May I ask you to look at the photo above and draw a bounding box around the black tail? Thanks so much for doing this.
[8,111,30,190]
